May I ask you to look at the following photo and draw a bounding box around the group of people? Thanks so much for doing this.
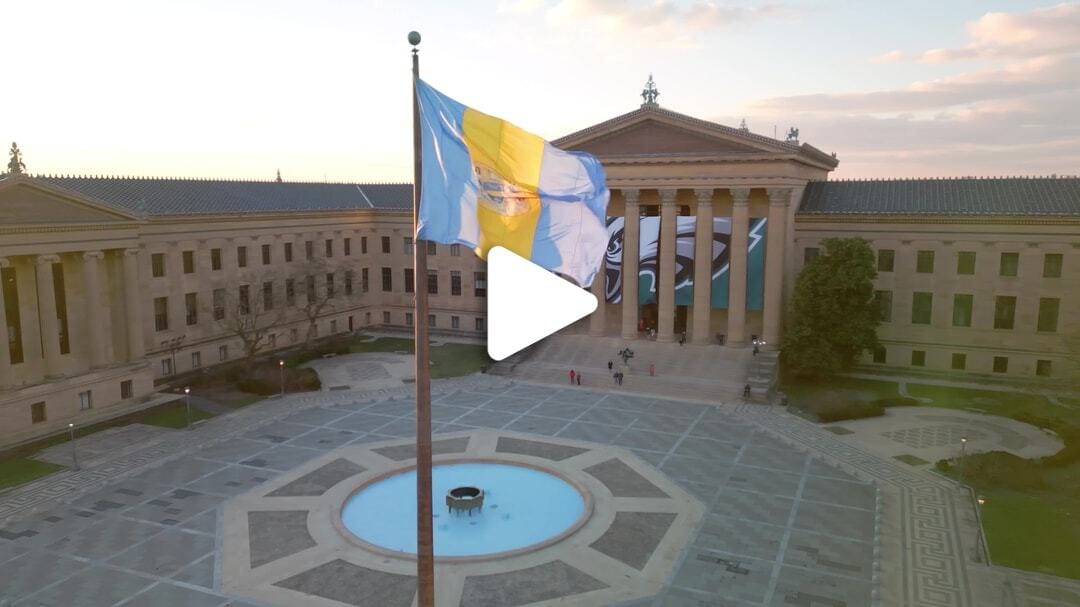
[606,360,625,385]
[568,369,582,385]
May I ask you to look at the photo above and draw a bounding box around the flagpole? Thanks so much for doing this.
[409,30,436,607]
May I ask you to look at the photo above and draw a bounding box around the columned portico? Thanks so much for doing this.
[81,251,109,368]
[763,188,790,348]
[620,190,640,340]
[588,258,605,336]
[35,254,63,377]
[727,188,750,346]
[691,188,714,344]
[0,257,12,389]
[656,189,678,342]
[123,249,146,360]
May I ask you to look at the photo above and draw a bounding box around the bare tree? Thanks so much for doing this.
[209,282,286,367]
[293,256,344,346]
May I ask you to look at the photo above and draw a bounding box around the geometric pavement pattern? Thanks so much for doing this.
[0,376,886,606]
[880,425,987,449]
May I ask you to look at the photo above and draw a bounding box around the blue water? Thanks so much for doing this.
[341,463,585,557]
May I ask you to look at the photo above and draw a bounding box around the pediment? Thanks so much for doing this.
[0,178,137,225]
[565,118,768,157]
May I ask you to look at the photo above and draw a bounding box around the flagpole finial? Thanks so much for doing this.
[408,31,421,46]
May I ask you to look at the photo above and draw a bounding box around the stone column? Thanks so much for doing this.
[123,249,146,361]
[82,251,109,368]
[691,189,714,344]
[727,188,751,346]
[35,254,63,376]
[620,190,640,340]
[763,188,790,348]
[588,256,606,336]
[0,258,12,389]
[657,189,678,343]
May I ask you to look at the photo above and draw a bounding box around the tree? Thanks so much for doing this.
[294,256,343,346]
[7,142,26,175]
[210,283,286,367]
[781,238,879,380]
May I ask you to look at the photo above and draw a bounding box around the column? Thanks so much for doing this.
[656,189,677,343]
[763,188,790,348]
[0,258,12,389]
[123,249,146,360]
[82,251,109,368]
[168,244,186,333]
[35,254,63,377]
[620,190,640,340]
[691,189,714,344]
[727,188,751,346]
[588,257,606,336]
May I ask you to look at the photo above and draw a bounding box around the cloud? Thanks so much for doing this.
[918,2,1080,62]
[871,50,906,64]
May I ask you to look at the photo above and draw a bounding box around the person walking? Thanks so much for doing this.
[607,360,613,372]
[743,383,751,399]
[569,369,576,385]
[649,362,655,377]
[613,372,619,386]
[576,372,582,386]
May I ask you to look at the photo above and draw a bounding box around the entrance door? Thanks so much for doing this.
[674,305,688,335]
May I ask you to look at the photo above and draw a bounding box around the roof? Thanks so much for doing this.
[26,176,413,216]
[799,177,1080,217]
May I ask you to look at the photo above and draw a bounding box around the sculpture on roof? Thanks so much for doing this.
[786,127,799,142]
[7,142,26,175]
[739,118,748,132]
[641,74,659,108]
[276,169,282,183]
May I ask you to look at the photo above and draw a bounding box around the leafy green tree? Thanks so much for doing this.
[782,237,879,379]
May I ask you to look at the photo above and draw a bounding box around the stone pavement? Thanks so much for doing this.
[303,352,415,392]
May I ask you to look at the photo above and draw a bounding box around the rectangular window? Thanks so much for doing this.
[957,251,976,275]
[952,294,973,327]
[361,236,368,254]
[910,350,926,367]
[31,401,46,424]
[911,292,932,325]
[803,247,819,265]
[52,262,69,355]
[450,243,461,257]
[305,240,314,260]
[290,327,298,342]
[185,292,198,326]
[211,248,222,271]
[262,281,274,310]
[916,250,935,274]
[268,333,276,347]
[475,317,485,331]
[261,244,271,265]
[365,312,371,325]
[383,311,391,324]
[191,351,201,369]
[428,270,438,295]
[993,356,1008,373]
[345,270,354,296]
[1037,297,1059,332]
[474,272,487,297]
[451,271,462,296]
[330,319,337,333]
[873,290,892,322]
[404,268,415,293]
[428,314,436,327]
[78,390,93,410]
[405,312,413,326]
[182,250,195,274]
[872,346,886,364]
[381,267,392,292]
[154,296,169,331]
[121,380,134,398]
[286,278,296,306]
[404,237,414,255]
[325,239,333,257]
[361,268,370,293]
[994,295,1016,330]
[951,353,966,370]
[344,238,352,256]
[239,285,250,315]
[1043,253,1063,278]
[305,275,316,302]
[2,267,24,364]
[999,252,1019,277]
[219,345,229,362]
[325,273,335,297]
[451,315,460,329]
[427,241,437,256]
[237,246,248,268]
[1036,360,1052,377]
[161,358,172,376]
[877,249,894,272]
[213,288,225,320]
[151,253,166,277]
[381,236,391,254]
[284,242,294,262]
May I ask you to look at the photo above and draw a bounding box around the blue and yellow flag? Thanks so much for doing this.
[416,79,610,287]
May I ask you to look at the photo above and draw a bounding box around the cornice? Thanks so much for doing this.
[794,214,1080,226]
[0,223,143,235]
[595,152,836,171]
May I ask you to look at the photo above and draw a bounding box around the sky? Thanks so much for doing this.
[3,0,1078,181]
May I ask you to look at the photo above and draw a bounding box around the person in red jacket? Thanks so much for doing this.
[569,369,576,385]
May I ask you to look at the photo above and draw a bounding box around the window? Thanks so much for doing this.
[427,241,437,256]
[239,285,250,315]
[78,390,92,410]
[365,312,371,325]
[405,312,413,326]
[151,253,166,277]
[325,273,335,297]
[404,268,415,293]
[450,244,461,257]
[993,296,1016,329]
[325,239,333,257]
[330,319,337,333]
[877,249,894,272]
[383,311,391,324]
[2,266,24,364]
[268,333,276,347]
[262,281,274,310]
[1036,360,1052,377]
[451,271,462,296]
[31,401,46,424]
[154,297,169,331]
[219,345,229,362]
[290,327,299,342]
[951,353,966,370]
[115,380,133,400]
[957,251,976,275]
[404,237,414,255]
[261,244,271,265]
[1043,253,1063,278]
[992,356,1008,373]
[183,250,195,274]
[211,248,222,271]
[284,242,294,262]
[382,267,393,292]
[911,350,926,367]
[952,294,973,327]
[305,240,314,260]
[305,275,316,302]
[344,238,352,256]
[160,358,172,376]
[185,292,198,326]
[873,290,892,322]
[451,315,460,329]
[286,278,296,306]
[428,314,436,327]
[475,317,485,331]
[803,247,820,265]
[911,292,932,325]
[345,270,354,296]
[872,346,886,363]
[916,250,935,273]
[361,268,369,293]
[1037,298,1059,332]
[474,272,487,297]
[427,270,438,295]
[381,236,391,254]
[999,252,1019,277]
[361,236,368,254]
[213,289,225,320]
[190,351,201,369]
[237,246,248,268]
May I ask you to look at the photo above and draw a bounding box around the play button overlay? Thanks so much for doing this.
[487,246,598,361]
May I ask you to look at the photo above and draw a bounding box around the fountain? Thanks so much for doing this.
[445,485,484,515]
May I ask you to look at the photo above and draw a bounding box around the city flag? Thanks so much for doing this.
[415,79,610,287]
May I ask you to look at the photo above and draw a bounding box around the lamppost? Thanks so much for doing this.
[958,436,968,487]
[68,423,78,470]
[184,387,192,430]
[975,495,988,564]
[279,360,285,397]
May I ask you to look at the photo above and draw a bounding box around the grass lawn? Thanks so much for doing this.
[782,376,900,404]
[0,458,65,491]
[979,489,1080,578]
[906,383,1061,421]
[138,403,215,429]
[348,336,492,378]
[349,336,416,354]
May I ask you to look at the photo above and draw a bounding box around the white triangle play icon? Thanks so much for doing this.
[487,246,598,361]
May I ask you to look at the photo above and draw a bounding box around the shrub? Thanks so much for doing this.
[236,363,322,395]
[935,459,952,473]
[798,400,885,423]
[236,377,277,396]
[871,396,920,408]
[959,451,1045,491]
[1039,426,1080,468]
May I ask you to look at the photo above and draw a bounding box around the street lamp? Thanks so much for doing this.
[958,436,968,487]
[68,423,78,470]
[975,495,988,564]
[184,387,192,430]
[279,360,285,397]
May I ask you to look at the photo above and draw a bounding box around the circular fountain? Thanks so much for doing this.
[340,461,588,559]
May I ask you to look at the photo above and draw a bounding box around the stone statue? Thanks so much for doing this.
[641,74,659,107]
[7,142,26,175]
[786,127,799,142]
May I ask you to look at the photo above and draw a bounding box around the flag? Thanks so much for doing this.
[416,79,610,287]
